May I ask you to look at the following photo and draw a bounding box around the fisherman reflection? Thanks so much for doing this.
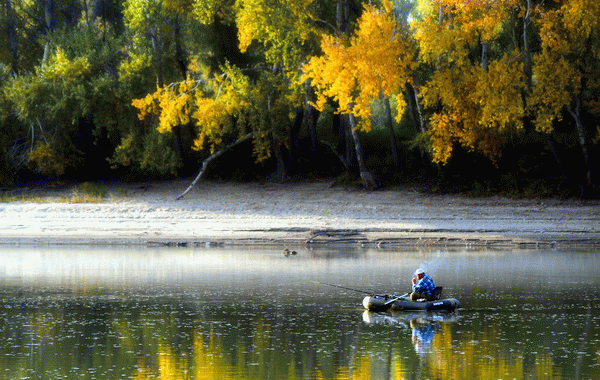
[362,311,443,355]
[410,318,437,354]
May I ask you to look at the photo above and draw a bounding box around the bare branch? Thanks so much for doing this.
[175,132,256,200]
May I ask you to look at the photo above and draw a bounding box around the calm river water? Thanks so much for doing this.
[0,245,598,379]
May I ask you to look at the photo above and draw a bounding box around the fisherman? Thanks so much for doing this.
[410,268,436,301]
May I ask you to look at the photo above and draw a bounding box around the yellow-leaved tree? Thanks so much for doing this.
[236,0,322,80]
[412,0,526,164]
[130,0,332,188]
[529,0,600,192]
[303,1,413,131]
[302,1,416,187]
[132,64,250,157]
[235,0,335,164]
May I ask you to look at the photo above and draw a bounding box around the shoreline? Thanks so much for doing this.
[1,180,599,248]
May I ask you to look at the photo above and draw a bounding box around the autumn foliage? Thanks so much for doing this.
[302,2,414,131]
[0,0,598,195]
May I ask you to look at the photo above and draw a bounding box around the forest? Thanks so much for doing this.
[0,0,599,198]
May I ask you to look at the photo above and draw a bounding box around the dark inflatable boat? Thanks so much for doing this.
[362,294,460,312]
[362,286,460,312]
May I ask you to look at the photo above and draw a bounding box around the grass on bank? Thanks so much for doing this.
[1,182,128,203]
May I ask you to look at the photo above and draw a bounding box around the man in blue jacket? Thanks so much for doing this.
[410,268,436,301]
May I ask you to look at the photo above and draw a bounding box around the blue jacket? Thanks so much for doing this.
[412,273,436,296]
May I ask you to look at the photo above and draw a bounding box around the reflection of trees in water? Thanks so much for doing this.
[361,311,569,380]
[422,324,563,380]
[0,298,589,379]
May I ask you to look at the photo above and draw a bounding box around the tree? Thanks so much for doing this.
[235,0,330,170]
[303,1,414,187]
[4,47,92,176]
[412,0,526,164]
[130,0,331,182]
[117,0,224,176]
[123,0,167,86]
[529,0,600,193]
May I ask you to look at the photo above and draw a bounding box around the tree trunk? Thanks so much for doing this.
[481,41,488,71]
[304,80,319,158]
[523,0,533,91]
[567,99,594,193]
[44,0,55,31]
[288,106,304,174]
[333,113,350,168]
[273,136,288,181]
[411,80,426,134]
[42,0,55,63]
[91,0,103,21]
[404,84,420,134]
[149,25,163,87]
[381,91,401,171]
[335,0,375,189]
[6,0,18,75]
[336,0,349,34]
[342,115,355,167]
[546,133,567,188]
[347,112,377,190]
[173,15,188,79]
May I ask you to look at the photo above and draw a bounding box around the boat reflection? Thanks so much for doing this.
[362,311,460,354]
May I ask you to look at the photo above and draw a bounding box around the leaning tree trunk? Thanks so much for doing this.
[333,113,354,168]
[347,112,377,190]
[343,115,355,167]
[176,132,255,200]
[334,0,375,189]
[404,84,422,135]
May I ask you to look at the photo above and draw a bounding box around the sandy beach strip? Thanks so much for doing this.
[1,180,599,247]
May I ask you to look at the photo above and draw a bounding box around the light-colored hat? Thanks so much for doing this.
[415,268,425,275]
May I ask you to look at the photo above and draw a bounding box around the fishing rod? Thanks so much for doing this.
[313,281,411,300]
[312,281,377,295]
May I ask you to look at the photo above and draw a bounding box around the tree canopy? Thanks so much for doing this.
[0,0,598,196]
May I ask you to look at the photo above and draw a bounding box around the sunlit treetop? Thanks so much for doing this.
[190,0,235,24]
[235,0,324,82]
[413,0,520,64]
[124,0,225,27]
[411,0,526,164]
[40,48,91,83]
[302,1,415,131]
[123,0,162,29]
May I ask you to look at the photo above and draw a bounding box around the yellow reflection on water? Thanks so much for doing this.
[129,320,575,380]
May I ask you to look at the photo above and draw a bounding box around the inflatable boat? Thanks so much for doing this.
[362,294,460,312]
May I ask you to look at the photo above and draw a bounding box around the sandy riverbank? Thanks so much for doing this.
[1,180,599,247]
